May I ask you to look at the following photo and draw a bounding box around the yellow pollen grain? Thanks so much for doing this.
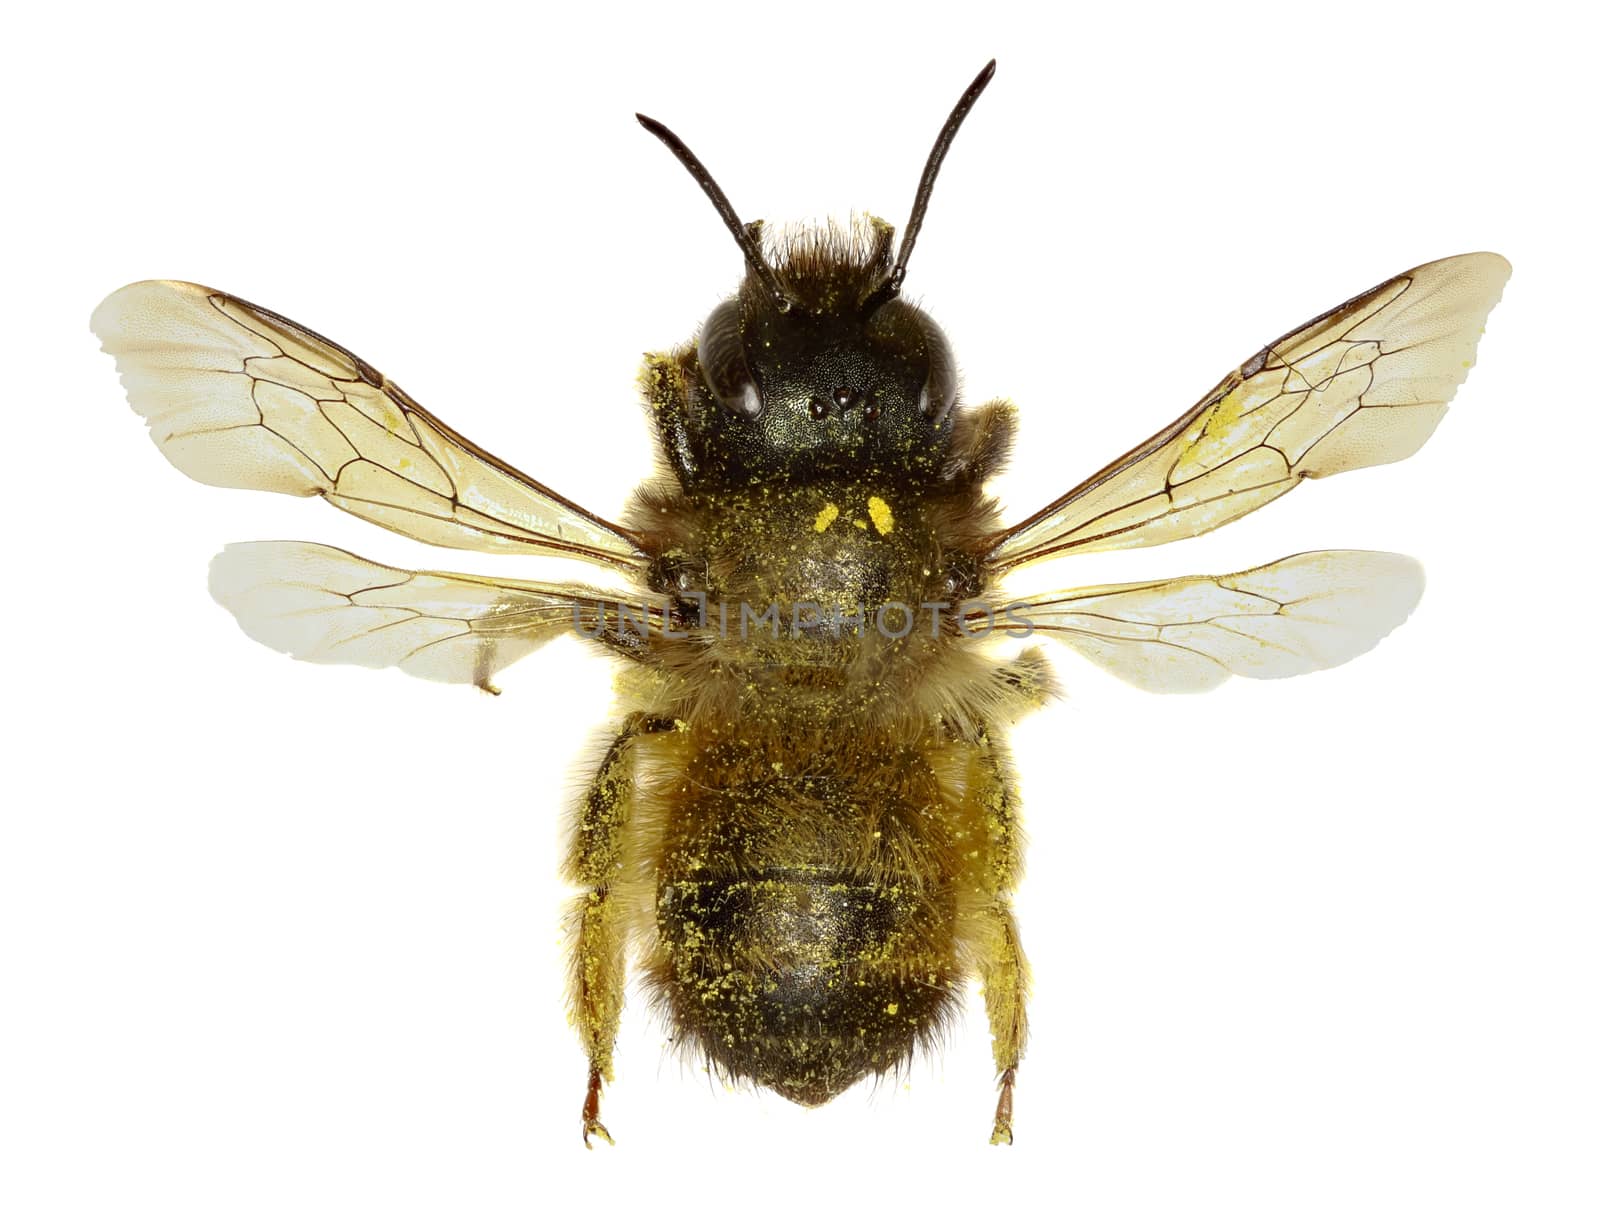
[852,518,868,530]
[867,495,894,536]
[812,502,840,532]
[885,1002,900,1016]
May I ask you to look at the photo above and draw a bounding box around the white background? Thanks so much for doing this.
[4,2,1595,1227]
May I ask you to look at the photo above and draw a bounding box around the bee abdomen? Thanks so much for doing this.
[650,870,959,1107]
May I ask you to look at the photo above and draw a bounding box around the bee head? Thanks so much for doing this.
[638,60,993,488]
[682,219,957,483]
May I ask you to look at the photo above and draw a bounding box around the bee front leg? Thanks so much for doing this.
[563,713,674,1148]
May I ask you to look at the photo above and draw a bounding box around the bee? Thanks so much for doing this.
[92,60,1509,1146]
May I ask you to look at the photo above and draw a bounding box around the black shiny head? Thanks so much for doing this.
[686,221,960,485]
[638,61,995,490]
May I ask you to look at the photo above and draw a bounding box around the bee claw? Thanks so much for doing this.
[581,1066,614,1147]
[989,1065,1017,1145]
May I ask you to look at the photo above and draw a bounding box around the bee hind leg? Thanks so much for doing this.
[979,902,1028,1145]
[564,713,675,1148]
[953,727,1030,1144]
[567,876,625,1148]
[581,1065,613,1148]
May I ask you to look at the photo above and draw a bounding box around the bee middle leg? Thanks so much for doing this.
[563,712,674,1147]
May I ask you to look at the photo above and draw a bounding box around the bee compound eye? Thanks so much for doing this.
[918,314,957,423]
[920,351,956,423]
[697,298,762,419]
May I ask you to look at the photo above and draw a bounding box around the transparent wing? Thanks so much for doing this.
[209,541,660,689]
[93,281,649,572]
[986,253,1510,571]
[995,550,1423,693]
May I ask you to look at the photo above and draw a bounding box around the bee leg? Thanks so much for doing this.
[961,729,1030,1144]
[564,713,674,1148]
[979,904,1028,1145]
[581,1064,613,1148]
[571,877,622,1150]
[567,872,624,1146]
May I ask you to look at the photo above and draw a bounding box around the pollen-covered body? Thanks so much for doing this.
[566,252,1041,1111]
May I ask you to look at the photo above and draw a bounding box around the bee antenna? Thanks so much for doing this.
[863,59,996,315]
[636,112,793,314]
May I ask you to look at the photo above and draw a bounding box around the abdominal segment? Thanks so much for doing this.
[649,868,960,1106]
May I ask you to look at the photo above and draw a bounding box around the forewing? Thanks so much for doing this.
[209,541,659,689]
[93,281,648,571]
[987,253,1510,571]
[998,550,1424,693]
